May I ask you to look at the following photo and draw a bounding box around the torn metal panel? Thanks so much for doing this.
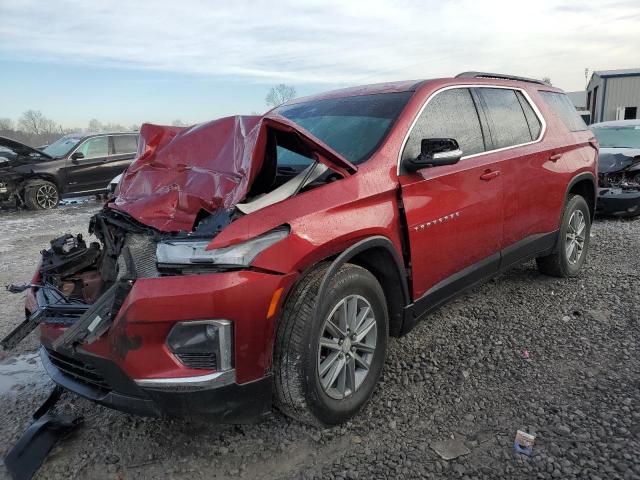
[110,114,354,233]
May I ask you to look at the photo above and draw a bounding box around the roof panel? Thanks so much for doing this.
[593,68,640,78]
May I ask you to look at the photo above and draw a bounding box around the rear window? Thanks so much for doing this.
[112,135,138,154]
[477,88,535,148]
[539,91,588,132]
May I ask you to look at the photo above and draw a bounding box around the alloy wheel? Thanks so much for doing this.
[35,184,58,209]
[565,209,586,264]
[317,294,377,400]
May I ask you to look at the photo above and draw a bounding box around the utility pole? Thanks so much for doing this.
[584,68,589,88]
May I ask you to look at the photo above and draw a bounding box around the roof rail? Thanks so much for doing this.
[456,71,547,86]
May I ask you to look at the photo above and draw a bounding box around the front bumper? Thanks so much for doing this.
[33,269,296,421]
[40,345,273,421]
[597,187,640,217]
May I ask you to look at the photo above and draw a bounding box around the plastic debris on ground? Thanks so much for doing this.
[3,386,83,480]
[430,433,471,460]
[514,430,536,456]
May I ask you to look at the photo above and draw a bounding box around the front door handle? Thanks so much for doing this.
[549,153,563,162]
[480,170,501,181]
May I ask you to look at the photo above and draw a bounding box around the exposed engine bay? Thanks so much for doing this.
[597,150,640,217]
[2,114,351,351]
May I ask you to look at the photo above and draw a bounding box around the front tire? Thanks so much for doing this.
[536,194,591,277]
[273,263,388,426]
[24,180,60,210]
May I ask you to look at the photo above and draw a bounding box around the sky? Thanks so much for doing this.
[1,0,639,129]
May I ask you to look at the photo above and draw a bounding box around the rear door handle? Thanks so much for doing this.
[480,170,501,181]
[549,153,563,162]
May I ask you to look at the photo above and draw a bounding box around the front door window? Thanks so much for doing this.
[77,137,108,159]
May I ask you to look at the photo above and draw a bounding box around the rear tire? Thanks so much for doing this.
[24,180,60,210]
[273,263,388,426]
[536,194,591,277]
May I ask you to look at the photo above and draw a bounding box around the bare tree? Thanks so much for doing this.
[265,84,296,107]
[102,123,127,132]
[19,110,58,135]
[0,118,13,130]
[87,119,130,132]
[542,76,552,86]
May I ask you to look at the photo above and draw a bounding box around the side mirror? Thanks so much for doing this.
[404,138,463,172]
[71,151,84,161]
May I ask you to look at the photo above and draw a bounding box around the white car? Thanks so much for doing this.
[108,173,122,196]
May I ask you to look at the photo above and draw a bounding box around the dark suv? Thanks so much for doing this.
[0,132,138,209]
[6,72,598,426]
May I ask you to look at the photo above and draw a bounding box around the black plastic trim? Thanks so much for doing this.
[315,236,410,336]
[565,172,597,220]
[401,253,500,334]
[40,347,158,417]
[597,187,640,217]
[317,236,410,304]
[401,231,558,335]
[40,346,273,422]
[500,232,556,269]
[142,376,273,423]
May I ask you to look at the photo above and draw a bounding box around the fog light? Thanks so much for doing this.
[166,320,233,371]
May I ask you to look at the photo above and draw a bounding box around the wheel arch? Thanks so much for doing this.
[18,175,62,205]
[565,172,597,221]
[19,174,62,194]
[314,236,410,337]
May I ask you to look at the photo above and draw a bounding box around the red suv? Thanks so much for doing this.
[11,72,597,426]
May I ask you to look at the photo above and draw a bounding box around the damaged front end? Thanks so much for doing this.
[597,150,640,217]
[0,136,54,207]
[3,113,351,420]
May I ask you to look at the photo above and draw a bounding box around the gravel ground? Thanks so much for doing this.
[0,202,639,480]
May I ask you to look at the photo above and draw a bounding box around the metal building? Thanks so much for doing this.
[586,68,640,123]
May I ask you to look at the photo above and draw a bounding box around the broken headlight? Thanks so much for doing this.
[167,320,233,371]
[156,226,289,268]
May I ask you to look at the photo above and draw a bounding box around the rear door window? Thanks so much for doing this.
[477,88,535,148]
[402,88,486,161]
[112,135,138,154]
[538,91,588,132]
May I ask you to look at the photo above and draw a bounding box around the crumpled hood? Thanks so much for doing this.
[110,114,355,232]
[598,147,640,173]
[0,136,52,171]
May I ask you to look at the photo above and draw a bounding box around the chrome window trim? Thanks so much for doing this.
[134,369,236,391]
[67,133,138,159]
[396,84,547,175]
